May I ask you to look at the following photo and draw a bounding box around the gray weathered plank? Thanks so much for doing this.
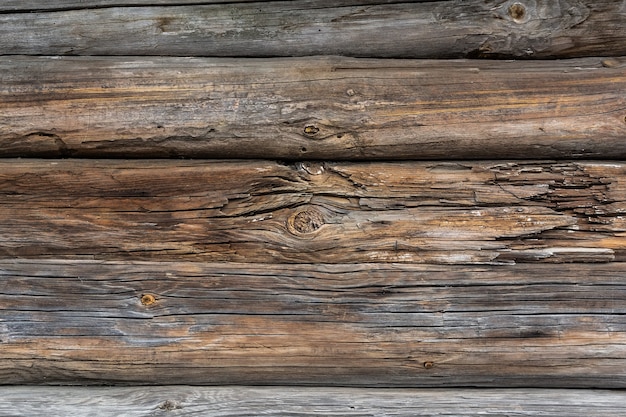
[1,56,625,160]
[1,159,625,264]
[0,1,623,58]
[0,0,431,12]
[0,386,624,416]
[0,0,277,11]
[1,260,625,386]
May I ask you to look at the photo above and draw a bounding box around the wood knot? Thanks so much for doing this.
[298,162,325,176]
[508,2,526,22]
[158,400,181,411]
[423,361,434,369]
[303,125,320,136]
[287,208,324,235]
[140,294,156,306]
[601,59,619,68]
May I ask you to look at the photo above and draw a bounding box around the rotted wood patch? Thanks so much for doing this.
[0,1,624,59]
[0,386,625,416]
[0,56,624,159]
[0,160,624,264]
[1,260,625,386]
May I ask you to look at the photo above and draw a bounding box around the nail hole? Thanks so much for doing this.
[300,147,308,153]
[508,3,526,21]
[336,134,343,139]
[423,361,434,369]
[140,294,156,306]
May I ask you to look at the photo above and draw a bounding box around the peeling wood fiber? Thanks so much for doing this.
[0,159,624,264]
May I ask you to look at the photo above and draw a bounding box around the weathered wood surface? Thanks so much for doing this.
[1,56,625,160]
[0,0,429,12]
[1,387,625,417]
[0,1,624,58]
[0,0,282,11]
[1,259,625,386]
[1,159,625,264]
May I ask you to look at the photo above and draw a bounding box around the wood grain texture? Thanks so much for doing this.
[0,0,282,11]
[0,1,624,58]
[0,0,432,12]
[1,259,626,386]
[1,56,625,160]
[1,159,625,264]
[1,386,625,416]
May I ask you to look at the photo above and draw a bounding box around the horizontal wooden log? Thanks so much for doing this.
[1,260,625,386]
[0,1,624,58]
[0,387,624,417]
[1,159,625,264]
[0,0,427,12]
[1,56,625,160]
[0,0,276,11]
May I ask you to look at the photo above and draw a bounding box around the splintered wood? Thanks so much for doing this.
[1,160,625,385]
[0,160,624,264]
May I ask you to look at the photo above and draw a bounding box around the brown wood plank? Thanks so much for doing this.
[1,56,625,160]
[0,1,623,58]
[0,386,624,416]
[1,259,625,386]
[1,159,625,264]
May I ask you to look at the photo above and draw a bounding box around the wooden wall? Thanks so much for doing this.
[1,0,626,414]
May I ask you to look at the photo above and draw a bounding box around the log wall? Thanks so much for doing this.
[1,0,626,413]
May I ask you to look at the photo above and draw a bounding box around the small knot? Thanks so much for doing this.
[303,125,320,136]
[298,162,325,176]
[287,208,324,235]
[140,294,156,306]
[508,3,526,22]
[423,361,434,369]
[158,400,181,411]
